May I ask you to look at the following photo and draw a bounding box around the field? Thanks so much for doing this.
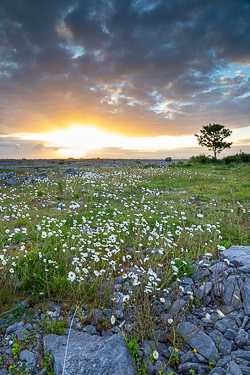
[0,160,249,359]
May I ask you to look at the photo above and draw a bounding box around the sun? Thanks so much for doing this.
[58,148,87,158]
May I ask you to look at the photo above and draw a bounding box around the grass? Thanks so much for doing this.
[0,161,249,371]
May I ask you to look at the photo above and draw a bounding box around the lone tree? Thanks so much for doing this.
[195,123,232,159]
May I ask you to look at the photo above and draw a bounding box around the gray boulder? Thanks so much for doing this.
[43,331,137,375]
[19,349,37,370]
[195,281,212,300]
[220,246,250,268]
[178,322,217,363]
[214,317,237,334]
[242,281,250,316]
[235,329,249,348]
[209,329,234,355]
[223,275,241,307]
[62,167,77,175]
[226,361,243,375]
[178,362,209,374]
[231,349,250,361]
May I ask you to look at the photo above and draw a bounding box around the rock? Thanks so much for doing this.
[220,246,250,268]
[195,352,208,363]
[224,329,235,340]
[179,322,217,363]
[226,361,243,375]
[216,355,231,368]
[195,282,212,300]
[239,365,250,375]
[153,329,168,342]
[214,317,237,334]
[62,167,77,175]
[210,367,226,375]
[6,321,24,335]
[101,330,113,338]
[180,352,197,363]
[0,369,7,375]
[240,316,249,330]
[16,327,29,341]
[209,330,234,355]
[37,369,47,375]
[154,362,177,375]
[170,299,186,315]
[191,269,210,281]
[6,178,20,186]
[43,331,137,375]
[181,277,193,286]
[19,349,37,369]
[178,362,209,374]
[223,275,241,307]
[82,325,99,335]
[231,349,250,361]
[235,329,249,348]
[242,282,250,316]
[211,262,227,278]
[25,323,33,331]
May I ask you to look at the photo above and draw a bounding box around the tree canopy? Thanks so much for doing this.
[195,124,232,159]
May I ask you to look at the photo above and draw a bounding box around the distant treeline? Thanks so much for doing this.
[189,152,250,165]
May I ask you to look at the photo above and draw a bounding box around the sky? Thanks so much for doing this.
[0,0,250,159]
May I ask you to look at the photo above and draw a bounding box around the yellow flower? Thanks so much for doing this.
[193,349,197,353]
[174,348,178,352]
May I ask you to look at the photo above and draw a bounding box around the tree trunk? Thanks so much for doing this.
[214,150,217,159]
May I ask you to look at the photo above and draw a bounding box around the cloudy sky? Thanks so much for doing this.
[0,0,250,158]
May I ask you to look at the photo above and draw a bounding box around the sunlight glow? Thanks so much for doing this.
[12,124,250,158]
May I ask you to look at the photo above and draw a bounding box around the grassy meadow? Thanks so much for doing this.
[0,161,249,342]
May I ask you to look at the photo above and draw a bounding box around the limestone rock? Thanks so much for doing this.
[179,322,217,363]
[43,331,137,375]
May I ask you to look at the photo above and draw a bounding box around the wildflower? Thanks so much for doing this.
[111,315,116,324]
[160,298,165,303]
[216,309,225,318]
[9,268,14,273]
[174,348,178,352]
[168,319,173,324]
[193,349,197,353]
[41,231,47,239]
[68,271,76,282]
[2,260,7,265]
[153,350,159,360]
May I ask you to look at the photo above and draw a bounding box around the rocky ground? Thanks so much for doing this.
[0,246,250,374]
[0,161,175,187]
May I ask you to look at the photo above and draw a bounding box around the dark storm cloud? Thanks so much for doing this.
[0,0,250,136]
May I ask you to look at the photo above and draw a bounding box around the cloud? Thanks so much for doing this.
[0,0,249,138]
[235,137,250,145]
[0,136,59,157]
